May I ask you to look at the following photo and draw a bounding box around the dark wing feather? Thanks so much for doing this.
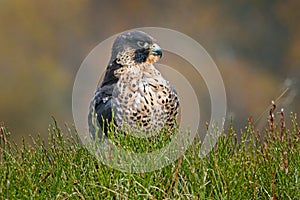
[88,60,122,139]
[88,84,115,140]
[100,60,121,87]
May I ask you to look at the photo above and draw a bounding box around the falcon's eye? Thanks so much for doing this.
[137,41,149,49]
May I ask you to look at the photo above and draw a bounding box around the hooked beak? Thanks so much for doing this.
[150,43,162,58]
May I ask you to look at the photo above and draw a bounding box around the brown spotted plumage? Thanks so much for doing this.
[88,30,180,139]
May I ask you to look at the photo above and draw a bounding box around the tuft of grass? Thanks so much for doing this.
[0,108,299,199]
[105,122,179,154]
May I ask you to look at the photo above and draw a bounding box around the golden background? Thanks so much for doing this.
[0,1,299,143]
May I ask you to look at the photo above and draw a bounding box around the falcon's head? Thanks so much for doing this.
[101,31,162,86]
[110,30,162,65]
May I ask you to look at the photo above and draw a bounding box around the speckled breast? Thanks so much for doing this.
[112,64,179,134]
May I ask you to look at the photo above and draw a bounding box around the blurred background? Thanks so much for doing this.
[1,0,299,144]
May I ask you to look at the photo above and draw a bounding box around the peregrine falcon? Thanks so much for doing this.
[88,30,180,139]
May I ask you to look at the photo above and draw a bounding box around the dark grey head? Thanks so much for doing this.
[110,30,162,64]
[102,31,162,87]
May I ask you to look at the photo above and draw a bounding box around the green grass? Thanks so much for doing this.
[1,109,299,199]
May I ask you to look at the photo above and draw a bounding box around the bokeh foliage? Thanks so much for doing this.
[0,1,299,142]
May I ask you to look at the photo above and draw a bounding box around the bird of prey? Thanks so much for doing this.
[88,30,180,139]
